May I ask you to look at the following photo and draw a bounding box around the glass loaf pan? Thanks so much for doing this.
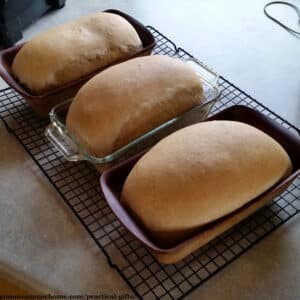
[45,58,221,171]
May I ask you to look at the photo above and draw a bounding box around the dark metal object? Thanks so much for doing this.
[0,26,299,300]
[0,0,66,47]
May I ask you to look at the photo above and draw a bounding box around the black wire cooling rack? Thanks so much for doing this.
[0,26,300,300]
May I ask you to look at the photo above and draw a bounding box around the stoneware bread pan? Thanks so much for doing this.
[0,9,156,117]
[45,58,221,171]
[100,105,300,264]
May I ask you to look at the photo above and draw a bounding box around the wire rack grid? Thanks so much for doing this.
[0,26,299,300]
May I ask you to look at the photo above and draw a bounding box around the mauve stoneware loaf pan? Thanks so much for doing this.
[0,9,156,117]
[100,105,300,264]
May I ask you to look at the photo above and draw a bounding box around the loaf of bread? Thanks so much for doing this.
[12,12,142,93]
[153,181,290,264]
[66,55,204,157]
[121,121,292,251]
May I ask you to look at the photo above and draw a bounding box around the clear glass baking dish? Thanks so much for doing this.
[45,58,221,170]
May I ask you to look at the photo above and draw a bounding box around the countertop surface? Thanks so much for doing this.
[0,0,299,299]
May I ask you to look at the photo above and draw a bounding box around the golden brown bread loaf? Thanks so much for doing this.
[153,183,290,264]
[12,12,142,93]
[66,55,204,157]
[121,121,292,250]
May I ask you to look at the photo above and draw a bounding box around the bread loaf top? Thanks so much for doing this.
[12,12,142,93]
[121,121,292,247]
[66,55,203,157]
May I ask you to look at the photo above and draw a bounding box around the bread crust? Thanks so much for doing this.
[12,12,142,93]
[121,121,292,248]
[66,55,203,157]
